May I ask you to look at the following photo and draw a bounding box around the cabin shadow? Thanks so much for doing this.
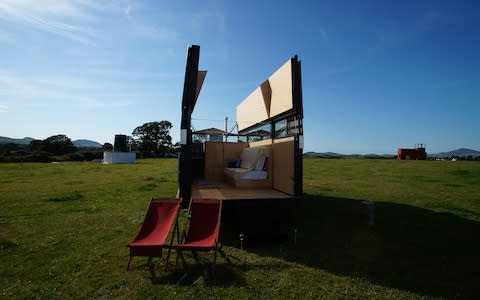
[221,193,480,299]
[150,264,248,287]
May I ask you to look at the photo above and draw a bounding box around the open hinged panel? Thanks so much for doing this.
[178,45,303,208]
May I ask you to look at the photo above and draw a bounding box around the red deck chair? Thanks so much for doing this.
[127,198,180,271]
[174,199,225,270]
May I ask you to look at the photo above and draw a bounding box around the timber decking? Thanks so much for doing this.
[192,183,291,200]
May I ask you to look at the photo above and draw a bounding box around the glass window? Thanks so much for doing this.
[275,119,287,138]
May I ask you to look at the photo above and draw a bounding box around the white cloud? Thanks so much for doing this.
[0,0,111,45]
[0,0,180,45]
[0,69,135,109]
[0,71,46,98]
[85,67,182,79]
[0,104,8,112]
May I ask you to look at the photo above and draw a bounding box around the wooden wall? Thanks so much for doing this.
[272,137,295,195]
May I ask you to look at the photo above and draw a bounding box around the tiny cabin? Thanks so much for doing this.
[397,144,427,160]
[177,45,303,240]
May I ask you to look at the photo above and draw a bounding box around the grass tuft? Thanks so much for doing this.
[46,191,83,202]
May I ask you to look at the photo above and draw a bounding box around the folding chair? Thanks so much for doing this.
[127,198,180,271]
[174,199,226,270]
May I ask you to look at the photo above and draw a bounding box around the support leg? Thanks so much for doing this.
[126,256,133,271]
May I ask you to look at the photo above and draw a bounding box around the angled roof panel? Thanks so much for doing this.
[236,58,295,131]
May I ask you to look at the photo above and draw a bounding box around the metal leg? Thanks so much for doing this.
[147,256,153,269]
[175,250,181,271]
[213,249,218,265]
[192,250,199,263]
[126,256,132,271]
[165,248,172,272]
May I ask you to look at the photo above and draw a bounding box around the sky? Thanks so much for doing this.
[0,0,478,154]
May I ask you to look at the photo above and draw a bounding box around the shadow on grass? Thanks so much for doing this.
[237,193,480,299]
[149,260,249,287]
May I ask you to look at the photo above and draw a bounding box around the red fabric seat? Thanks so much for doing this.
[174,199,224,268]
[127,198,180,270]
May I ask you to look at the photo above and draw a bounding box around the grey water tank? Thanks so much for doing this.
[114,135,128,152]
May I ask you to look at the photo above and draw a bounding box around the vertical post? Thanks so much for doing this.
[292,56,304,197]
[224,117,228,142]
[179,45,200,208]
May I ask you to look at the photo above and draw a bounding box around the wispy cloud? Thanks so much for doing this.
[0,69,133,109]
[319,28,328,42]
[0,0,119,45]
[130,23,177,41]
[85,67,182,79]
[0,104,8,112]
[0,71,46,98]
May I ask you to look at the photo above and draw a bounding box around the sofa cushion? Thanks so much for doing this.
[254,156,266,171]
[224,167,250,180]
[240,147,263,170]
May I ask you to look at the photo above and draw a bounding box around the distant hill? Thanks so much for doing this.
[431,148,480,158]
[73,139,102,148]
[0,136,35,145]
[0,136,103,148]
[304,151,345,158]
[304,152,396,159]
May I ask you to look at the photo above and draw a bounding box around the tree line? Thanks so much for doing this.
[0,120,177,162]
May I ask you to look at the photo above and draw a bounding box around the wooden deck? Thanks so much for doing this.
[191,181,292,200]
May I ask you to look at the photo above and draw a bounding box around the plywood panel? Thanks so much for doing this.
[269,60,293,118]
[204,141,224,181]
[273,137,294,195]
[236,87,269,131]
[249,139,272,147]
[223,143,247,161]
[236,59,294,131]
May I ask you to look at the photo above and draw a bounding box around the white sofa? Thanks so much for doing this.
[224,147,269,186]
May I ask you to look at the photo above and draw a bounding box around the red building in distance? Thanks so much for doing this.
[397,144,427,160]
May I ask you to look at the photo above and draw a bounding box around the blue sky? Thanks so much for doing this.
[0,0,478,154]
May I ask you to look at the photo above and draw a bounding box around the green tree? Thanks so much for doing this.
[102,143,113,151]
[132,121,173,156]
[29,139,43,152]
[42,134,76,155]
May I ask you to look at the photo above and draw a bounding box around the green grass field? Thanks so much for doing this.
[1,158,479,299]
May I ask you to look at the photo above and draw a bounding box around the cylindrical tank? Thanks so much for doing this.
[114,134,128,152]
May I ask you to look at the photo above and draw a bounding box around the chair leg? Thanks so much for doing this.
[175,250,181,271]
[126,256,133,271]
[218,248,231,264]
[164,247,172,272]
[147,256,153,269]
[213,249,218,265]
[192,250,199,263]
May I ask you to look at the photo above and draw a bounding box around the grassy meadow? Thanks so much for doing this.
[1,158,479,299]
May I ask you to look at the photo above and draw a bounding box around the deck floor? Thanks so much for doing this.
[192,181,291,200]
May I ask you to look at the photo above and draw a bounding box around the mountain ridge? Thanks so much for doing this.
[0,136,35,144]
[305,148,480,158]
[0,136,102,148]
[72,139,103,148]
